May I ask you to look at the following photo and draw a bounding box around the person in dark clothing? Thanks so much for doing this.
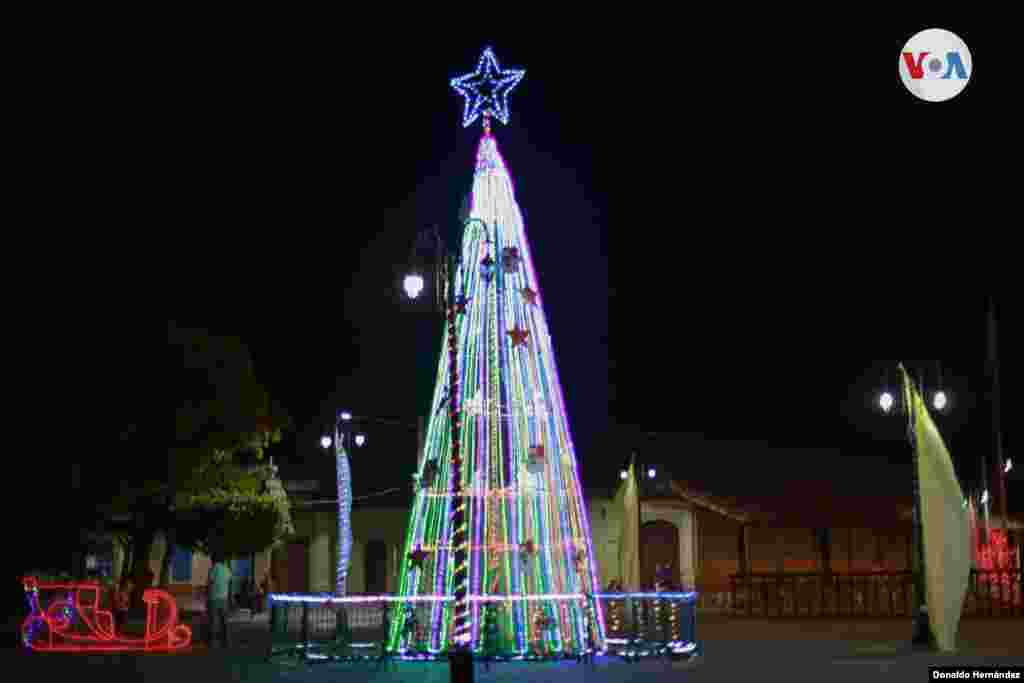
[113,576,133,635]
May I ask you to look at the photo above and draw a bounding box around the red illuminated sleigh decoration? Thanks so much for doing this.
[21,576,192,652]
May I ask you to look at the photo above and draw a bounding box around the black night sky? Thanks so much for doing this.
[8,24,1017,615]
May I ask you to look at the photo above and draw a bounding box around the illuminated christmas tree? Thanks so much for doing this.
[387,47,605,656]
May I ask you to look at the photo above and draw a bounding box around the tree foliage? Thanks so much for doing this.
[99,323,294,583]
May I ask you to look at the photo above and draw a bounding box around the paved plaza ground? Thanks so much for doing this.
[4,613,1022,681]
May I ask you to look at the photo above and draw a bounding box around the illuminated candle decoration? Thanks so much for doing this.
[387,107,606,654]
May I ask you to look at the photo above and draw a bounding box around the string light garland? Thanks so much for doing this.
[975,529,1017,581]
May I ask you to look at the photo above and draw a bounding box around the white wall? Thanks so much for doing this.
[293,500,701,594]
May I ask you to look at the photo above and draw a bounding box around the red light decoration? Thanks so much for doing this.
[507,326,530,348]
[976,529,1017,574]
[21,577,192,653]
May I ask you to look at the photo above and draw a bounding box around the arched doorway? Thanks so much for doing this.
[640,520,679,589]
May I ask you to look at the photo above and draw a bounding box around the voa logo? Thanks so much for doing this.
[899,28,972,102]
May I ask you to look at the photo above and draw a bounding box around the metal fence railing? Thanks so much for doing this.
[267,596,391,662]
[727,570,1022,618]
[266,592,700,664]
[597,593,699,661]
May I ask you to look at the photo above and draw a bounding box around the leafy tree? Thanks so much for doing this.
[98,323,293,591]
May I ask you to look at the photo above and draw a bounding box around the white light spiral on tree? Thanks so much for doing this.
[336,435,353,597]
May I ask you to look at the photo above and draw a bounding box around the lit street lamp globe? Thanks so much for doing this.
[340,411,353,422]
[620,470,628,480]
[355,434,366,447]
[320,435,332,449]
[647,468,656,479]
[403,273,425,300]
[879,391,895,414]
[932,390,948,411]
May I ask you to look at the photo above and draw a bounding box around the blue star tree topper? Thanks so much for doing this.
[450,47,525,128]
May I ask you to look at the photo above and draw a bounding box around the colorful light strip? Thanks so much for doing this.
[271,592,607,604]
[595,592,697,600]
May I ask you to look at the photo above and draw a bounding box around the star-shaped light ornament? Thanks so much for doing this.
[508,326,530,348]
[521,287,538,306]
[450,47,525,129]
[408,545,429,570]
[480,254,496,284]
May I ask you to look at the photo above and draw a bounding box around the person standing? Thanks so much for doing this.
[205,554,233,648]
[258,570,274,613]
[113,576,133,635]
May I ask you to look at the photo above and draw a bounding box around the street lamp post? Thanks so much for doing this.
[403,224,472,666]
[321,411,366,597]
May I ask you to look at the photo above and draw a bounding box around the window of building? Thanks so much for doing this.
[171,546,193,582]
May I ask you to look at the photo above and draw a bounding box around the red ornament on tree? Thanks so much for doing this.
[508,326,530,348]
[527,444,545,474]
